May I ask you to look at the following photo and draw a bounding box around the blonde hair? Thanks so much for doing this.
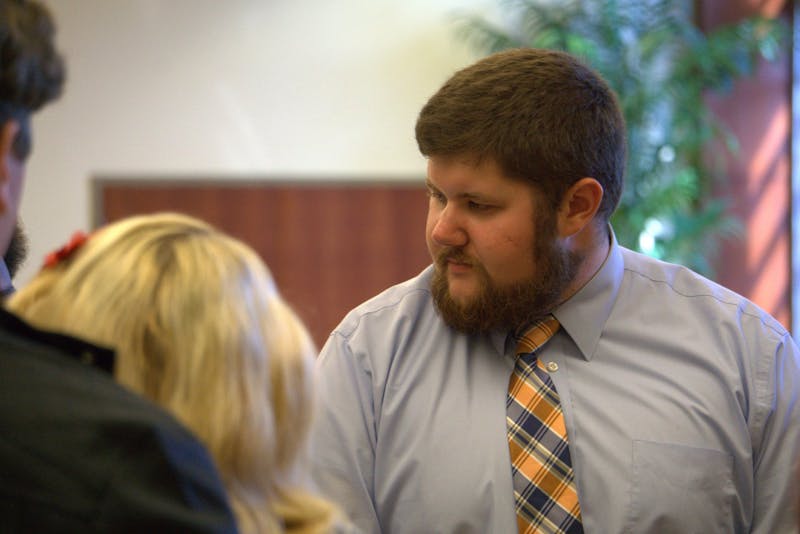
[8,212,338,533]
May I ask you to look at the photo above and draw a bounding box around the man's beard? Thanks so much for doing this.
[430,214,583,334]
[4,221,29,279]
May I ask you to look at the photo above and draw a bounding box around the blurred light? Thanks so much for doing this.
[638,217,669,257]
[658,144,675,163]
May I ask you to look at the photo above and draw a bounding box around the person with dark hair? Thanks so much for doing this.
[0,1,238,531]
[0,0,64,294]
[310,48,800,533]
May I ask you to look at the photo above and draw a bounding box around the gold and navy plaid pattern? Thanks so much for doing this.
[507,315,583,534]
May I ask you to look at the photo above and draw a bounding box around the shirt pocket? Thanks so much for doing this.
[625,440,735,534]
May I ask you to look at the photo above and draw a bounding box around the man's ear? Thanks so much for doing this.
[557,177,604,237]
[0,121,20,182]
[0,121,20,213]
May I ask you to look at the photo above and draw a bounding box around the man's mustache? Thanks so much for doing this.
[435,248,473,268]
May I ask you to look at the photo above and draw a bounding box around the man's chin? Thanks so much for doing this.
[444,289,476,309]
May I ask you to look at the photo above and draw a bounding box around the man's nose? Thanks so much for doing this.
[430,205,468,248]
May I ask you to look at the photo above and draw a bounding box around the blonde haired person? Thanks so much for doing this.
[7,212,345,534]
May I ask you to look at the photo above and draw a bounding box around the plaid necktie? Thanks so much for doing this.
[507,315,583,534]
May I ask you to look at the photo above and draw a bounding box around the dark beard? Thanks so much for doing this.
[4,221,28,278]
[430,215,583,334]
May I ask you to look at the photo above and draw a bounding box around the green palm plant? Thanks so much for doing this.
[455,0,788,275]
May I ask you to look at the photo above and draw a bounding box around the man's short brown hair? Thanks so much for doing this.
[416,48,625,222]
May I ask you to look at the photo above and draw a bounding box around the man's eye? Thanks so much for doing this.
[427,190,446,203]
[468,201,493,212]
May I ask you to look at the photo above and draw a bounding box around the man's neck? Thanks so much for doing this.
[560,223,611,305]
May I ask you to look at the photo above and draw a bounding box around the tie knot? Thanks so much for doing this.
[515,315,560,356]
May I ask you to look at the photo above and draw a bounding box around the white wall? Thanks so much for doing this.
[22,0,490,283]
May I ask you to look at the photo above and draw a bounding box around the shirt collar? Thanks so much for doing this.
[0,259,13,296]
[552,226,623,361]
[0,307,116,374]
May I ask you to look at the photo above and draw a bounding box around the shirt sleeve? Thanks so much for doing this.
[751,332,800,534]
[310,330,382,534]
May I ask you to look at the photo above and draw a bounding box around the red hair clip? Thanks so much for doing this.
[43,231,89,269]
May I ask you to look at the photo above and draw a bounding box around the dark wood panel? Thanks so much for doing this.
[699,0,791,329]
[94,179,431,349]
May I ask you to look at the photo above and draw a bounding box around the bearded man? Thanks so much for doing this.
[310,48,800,534]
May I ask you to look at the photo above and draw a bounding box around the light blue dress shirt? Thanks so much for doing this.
[311,235,800,533]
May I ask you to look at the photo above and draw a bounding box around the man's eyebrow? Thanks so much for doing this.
[424,180,442,194]
[424,180,493,200]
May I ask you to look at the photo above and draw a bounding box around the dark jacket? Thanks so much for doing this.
[0,308,238,532]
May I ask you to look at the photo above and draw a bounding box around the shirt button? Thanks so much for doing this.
[546,361,559,372]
